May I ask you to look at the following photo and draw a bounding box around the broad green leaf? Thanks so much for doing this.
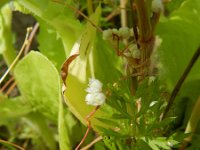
[157,0,200,89]
[165,0,186,14]
[14,51,72,149]
[63,6,120,128]
[14,51,60,121]
[17,0,83,55]
[37,20,66,70]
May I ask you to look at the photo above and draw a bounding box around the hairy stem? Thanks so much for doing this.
[134,0,152,42]
[134,0,154,78]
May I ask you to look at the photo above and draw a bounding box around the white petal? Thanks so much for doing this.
[86,78,103,93]
[85,93,106,106]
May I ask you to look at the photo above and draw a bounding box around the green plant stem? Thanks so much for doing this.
[162,47,200,119]
[120,0,127,27]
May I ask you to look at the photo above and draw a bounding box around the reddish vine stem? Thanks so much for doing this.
[80,136,103,150]
[75,122,91,150]
[0,76,14,93]
[162,46,200,119]
[75,106,100,150]
[5,81,17,96]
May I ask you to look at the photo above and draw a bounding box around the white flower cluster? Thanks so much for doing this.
[152,0,164,13]
[128,44,141,59]
[85,78,106,106]
[103,27,131,40]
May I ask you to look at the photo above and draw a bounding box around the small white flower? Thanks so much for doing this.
[112,28,119,35]
[86,78,103,93]
[152,0,163,13]
[85,78,106,106]
[85,93,106,106]
[118,27,130,39]
[102,29,113,40]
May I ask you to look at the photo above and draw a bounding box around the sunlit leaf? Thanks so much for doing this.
[0,96,31,120]
[14,51,60,121]
[17,0,83,55]
[157,0,200,88]
[37,20,66,70]
[0,4,15,65]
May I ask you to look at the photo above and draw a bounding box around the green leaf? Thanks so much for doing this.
[157,0,200,89]
[14,51,71,149]
[17,0,83,55]
[147,140,160,150]
[112,113,130,119]
[37,20,66,70]
[165,0,186,14]
[0,96,31,120]
[0,4,16,65]
[96,117,119,126]
[24,112,57,150]
[14,51,60,121]
[79,5,101,58]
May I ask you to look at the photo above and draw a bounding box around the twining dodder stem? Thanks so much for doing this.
[75,106,100,150]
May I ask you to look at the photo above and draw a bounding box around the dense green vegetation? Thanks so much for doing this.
[0,0,200,149]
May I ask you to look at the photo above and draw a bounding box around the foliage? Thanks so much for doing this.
[0,0,200,149]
